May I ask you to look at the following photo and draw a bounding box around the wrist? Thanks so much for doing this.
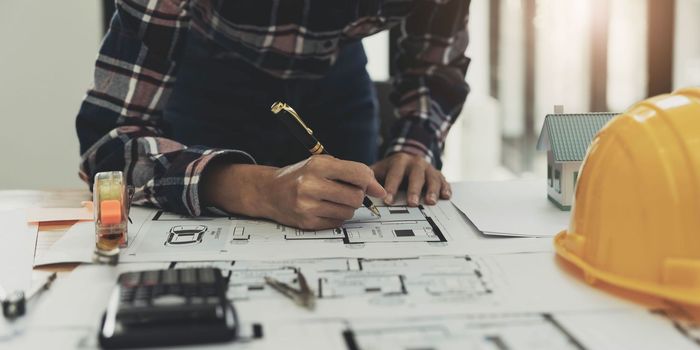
[201,163,276,218]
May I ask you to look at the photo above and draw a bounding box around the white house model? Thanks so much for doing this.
[536,106,617,210]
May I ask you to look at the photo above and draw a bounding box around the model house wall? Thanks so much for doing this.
[546,152,580,210]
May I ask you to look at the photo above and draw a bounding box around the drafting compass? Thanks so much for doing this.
[264,269,316,310]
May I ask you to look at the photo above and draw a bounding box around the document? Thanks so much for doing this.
[33,221,94,266]
[34,201,557,266]
[120,201,475,262]
[15,254,698,350]
[451,180,571,237]
[0,210,38,293]
[25,207,92,223]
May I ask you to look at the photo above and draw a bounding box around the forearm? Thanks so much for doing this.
[200,163,277,219]
[389,0,471,167]
[78,120,256,215]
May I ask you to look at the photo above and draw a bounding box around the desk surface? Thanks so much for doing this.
[3,189,699,350]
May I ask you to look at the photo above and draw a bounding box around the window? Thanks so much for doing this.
[554,170,561,193]
[573,171,579,188]
[548,165,553,187]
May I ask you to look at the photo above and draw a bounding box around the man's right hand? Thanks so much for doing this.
[202,155,387,230]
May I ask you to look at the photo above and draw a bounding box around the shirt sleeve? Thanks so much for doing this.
[387,0,471,169]
[76,0,254,216]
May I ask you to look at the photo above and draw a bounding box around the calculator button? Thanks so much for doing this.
[119,272,141,287]
[167,285,183,295]
[181,269,197,284]
[162,269,179,285]
[152,295,187,306]
[120,288,136,302]
[184,285,198,298]
[134,287,151,301]
[142,270,160,286]
[198,269,216,283]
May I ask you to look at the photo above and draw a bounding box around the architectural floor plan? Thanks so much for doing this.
[173,256,497,311]
[341,313,585,350]
[121,202,471,262]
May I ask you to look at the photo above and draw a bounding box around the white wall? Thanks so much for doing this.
[0,1,102,189]
[674,0,700,89]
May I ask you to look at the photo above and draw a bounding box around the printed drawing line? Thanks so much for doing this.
[340,313,588,350]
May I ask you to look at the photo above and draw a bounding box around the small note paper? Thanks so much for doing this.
[26,207,93,223]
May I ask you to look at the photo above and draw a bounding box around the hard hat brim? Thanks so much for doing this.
[555,231,700,306]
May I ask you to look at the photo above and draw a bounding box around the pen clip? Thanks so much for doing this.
[270,102,314,135]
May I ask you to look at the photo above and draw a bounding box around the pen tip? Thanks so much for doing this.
[370,206,381,217]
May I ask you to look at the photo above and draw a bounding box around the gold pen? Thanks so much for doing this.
[271,101,381,217]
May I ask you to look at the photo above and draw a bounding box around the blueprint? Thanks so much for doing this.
[171,252,649,322]
[32,201,555,267]
[14,255,700,350]
[120,202,478,262]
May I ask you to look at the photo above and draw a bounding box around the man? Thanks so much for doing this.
[76,0,470,230]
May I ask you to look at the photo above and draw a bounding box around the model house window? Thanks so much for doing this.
[554,170,561,193]
[574,171,579,188]
[548,165,553,187]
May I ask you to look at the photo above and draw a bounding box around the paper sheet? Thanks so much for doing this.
[25,207,92,223]
[176,252,652,324]
[34,231,67,259]
[0,210,38,293]
[33,221,95,266]
[451,180,571,237]
[119,202,475,262]
[12,255,699,350]
[33,202,556,266]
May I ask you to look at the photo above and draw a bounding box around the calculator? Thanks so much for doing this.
[98,267,237,349]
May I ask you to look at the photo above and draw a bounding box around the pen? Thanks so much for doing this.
[270,101,381,217]
[1,272,57,319]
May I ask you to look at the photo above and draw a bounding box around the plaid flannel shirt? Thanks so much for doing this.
[76,0,471,216]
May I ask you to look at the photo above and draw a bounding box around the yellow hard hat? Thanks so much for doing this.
[554,87,700,305]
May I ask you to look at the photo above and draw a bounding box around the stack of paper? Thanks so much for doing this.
[451,180,571,237]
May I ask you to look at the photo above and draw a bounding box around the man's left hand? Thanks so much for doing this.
[371,152,451,207]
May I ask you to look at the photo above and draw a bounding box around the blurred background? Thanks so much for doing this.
[1,0,698,190]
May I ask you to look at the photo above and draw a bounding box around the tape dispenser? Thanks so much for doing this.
[93,171,131,265]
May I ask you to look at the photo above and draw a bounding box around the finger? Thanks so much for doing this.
[424,170,441,205]
[406,165,425,206]
[306,178,366,208]
[315,200,357,221]
[440,176,452,199]
[383,161,407,205]
[306,177,384,208]
[365,171,387,199]
[313,157,375,190]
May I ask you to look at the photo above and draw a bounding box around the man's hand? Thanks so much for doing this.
[202,155,386,230]
[371,152,451,207]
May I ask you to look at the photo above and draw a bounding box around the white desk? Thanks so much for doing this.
[1,189,698,350]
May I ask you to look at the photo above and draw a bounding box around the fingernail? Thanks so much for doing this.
[443,189,452,198]
[385,194,394,204]
[409,195,419,206]
[427,193,437,204]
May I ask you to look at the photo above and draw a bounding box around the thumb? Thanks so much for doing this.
[366,176,387,199]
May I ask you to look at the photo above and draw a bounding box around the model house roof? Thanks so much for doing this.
[537,113,618,162]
